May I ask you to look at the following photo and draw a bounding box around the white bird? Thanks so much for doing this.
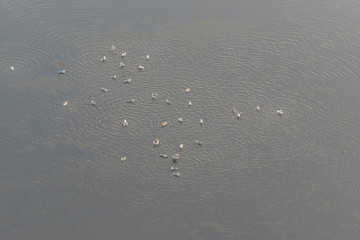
[121,52,127,57]
[138,64,144,70]
[179,144,184,150]
[124,78,131,83]
[172,172,181,177]
[10,66,15,71]
[171,166,179,171]
[172,153,180,161]
[63,101,68,107]
[122,119,128,126]
[277,109,284,115]
[126,99,135,103]
[145,54,150,60]
[257,105,260,111]
[101,87,108,92]
[119,62,125,68]
[110,45,116,51]
[185,88,191,93]
[111,75,117,79]
[200,118,204,124]
[160,154,168,158]
[236,111,242,119]
[91,100,96,106]
[153,139,160,146]
[151,93,158,99]
[121,156,127,162]
[162,121,168,128]
[58,70,66,74]
[178,117,183,123]
[188,101,192,107]
[232,107,237,113]
[195,140,203,146]
[100,56,107,62]
[165,99,171,105]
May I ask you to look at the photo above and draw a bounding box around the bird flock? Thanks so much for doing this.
[55,45,284,178]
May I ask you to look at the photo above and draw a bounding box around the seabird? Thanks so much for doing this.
[138,64,144,70]
[63,101,68,107]
[153,139,160,146]
[122,119,128,126]
[126,99,135,103]
[165,99,171,105]
[172,172,181,177]
[172,153,180,161]
[178,117,183,123]
[145,55,150,60]
[10,66,15,71]
[121,156,127,162]
[110,45,116,51]
[151,93,158,99]
[257,106,260,111]
[58,70,66,74]
[277,109,284,115]
[121,52,127,57]
[179,144,184,150]
[160,154,168,158]
[162,121,168,128]
[236,111,242,119]
[171,166,179,171]
[200,119,204,124]
[91,100,97,106]
[195,140,203,146]
[111,75,117,79]
[119,62,125,68]
[232,107,237,113]
[188,101,192,107]
[100,56,107,62]
[101,87,108,92]
[185,88,190,93]
[124,78,131,83]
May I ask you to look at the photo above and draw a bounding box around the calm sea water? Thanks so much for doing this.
[1,0,360,239]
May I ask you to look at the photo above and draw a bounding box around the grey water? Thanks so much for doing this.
[1,0,360,239]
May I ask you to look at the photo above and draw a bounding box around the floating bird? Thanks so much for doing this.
[178,117,183,123]
[277,109,284,115]
[145,54,150,60]
[124,78,131,83]
[100,56,107,62]
[172,153,180,161]
[257,105,260,111]
[138,64,144,70]
[188,101,192,107]
[185,88,190,93]
[195,140,203,146]
[91,100,96,106]
[200,118,204,125]
[171,166,179,171]
[58,70,66,74]
[119,62,125,68]
[153,139,160,146]
[110,45,116,51]
[179,144,184,150]
[111,75,117,79]
[10,66,15,71]
[160,154,168,158]
[121,156,127,162]
[151,93,158,99]
[121,52,127,57]
[232,107,237,113]
[236,111,242,119]
[172,172,181,177]
[162,121,168,128]
[122,119,128,126]
[63,101,68,107]
[126,99,135,103]
[101,87,108,92]
[165,99,171,105]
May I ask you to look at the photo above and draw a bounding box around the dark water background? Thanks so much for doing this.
[1,0,360,239]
